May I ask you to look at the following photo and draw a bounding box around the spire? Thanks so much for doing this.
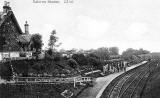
[24,21,29,34]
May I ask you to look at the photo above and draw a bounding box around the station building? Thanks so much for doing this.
[0,1,32,60]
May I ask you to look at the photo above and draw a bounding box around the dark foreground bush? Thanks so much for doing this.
[0,62,13,80]
[0,83,87,98]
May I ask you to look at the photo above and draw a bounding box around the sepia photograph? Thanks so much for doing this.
[0,0,160,98]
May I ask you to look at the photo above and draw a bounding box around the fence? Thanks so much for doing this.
[11,76,93,84]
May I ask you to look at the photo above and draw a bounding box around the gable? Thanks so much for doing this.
[0,11,22,34]
[0,11,23,52]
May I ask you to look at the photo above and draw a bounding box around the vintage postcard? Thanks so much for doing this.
[0,0,159,98]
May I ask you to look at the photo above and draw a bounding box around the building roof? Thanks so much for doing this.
[0,10,23,34]
[0,6,31,43]
[0,2,34,46]
[18,34,31,43]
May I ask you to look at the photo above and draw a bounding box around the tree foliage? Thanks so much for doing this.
[93,47,110,60]
[0,62,12,80]
[72,53,88,66]
[122,48,150,61]
[30,33,43,52]
[109,47,119,55]
[48,30,61,50]
[67,59,79,69]
[32,62,45,74]
[87,57,103,70]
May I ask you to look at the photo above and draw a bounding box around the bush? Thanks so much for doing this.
[19,52,26,57]
[88,57,103,70]
[67,59,79,69]
[72,54,88,66]
[0,62,12,80]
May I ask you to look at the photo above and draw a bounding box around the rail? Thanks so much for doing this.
[100,61,148,98]
[100,60,160,98]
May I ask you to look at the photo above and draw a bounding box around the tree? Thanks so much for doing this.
[48,30,61,50]
[109,47,119,55]
[67,58,80,72]
[122,48,150,61]
[87,57,103,70]
[122,48,150,57]
[32,62,45,74]
[94,47,110,60]
[87,53,99,59]
[122,48,137,61]
[72,53,88,66]
[30,33,43,52]
[135,48,150,55]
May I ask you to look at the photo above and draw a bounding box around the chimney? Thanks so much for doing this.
[3,1,11,14]
[24,21,29,34]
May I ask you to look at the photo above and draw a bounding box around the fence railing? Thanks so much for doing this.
[12,76,93,84]
[0,57,36,62]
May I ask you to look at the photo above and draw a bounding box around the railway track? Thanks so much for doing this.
[119,70,149,98]
[101,60,159,98]
[108,62,150,98]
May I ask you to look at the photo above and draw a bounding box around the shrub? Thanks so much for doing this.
[0,62,12,80]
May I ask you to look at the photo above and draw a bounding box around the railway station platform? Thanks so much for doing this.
[77,61,147,98]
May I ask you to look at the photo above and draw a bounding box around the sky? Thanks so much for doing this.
[0,0,160,54]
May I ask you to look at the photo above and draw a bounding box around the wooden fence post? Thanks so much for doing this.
[74,77,76,88]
